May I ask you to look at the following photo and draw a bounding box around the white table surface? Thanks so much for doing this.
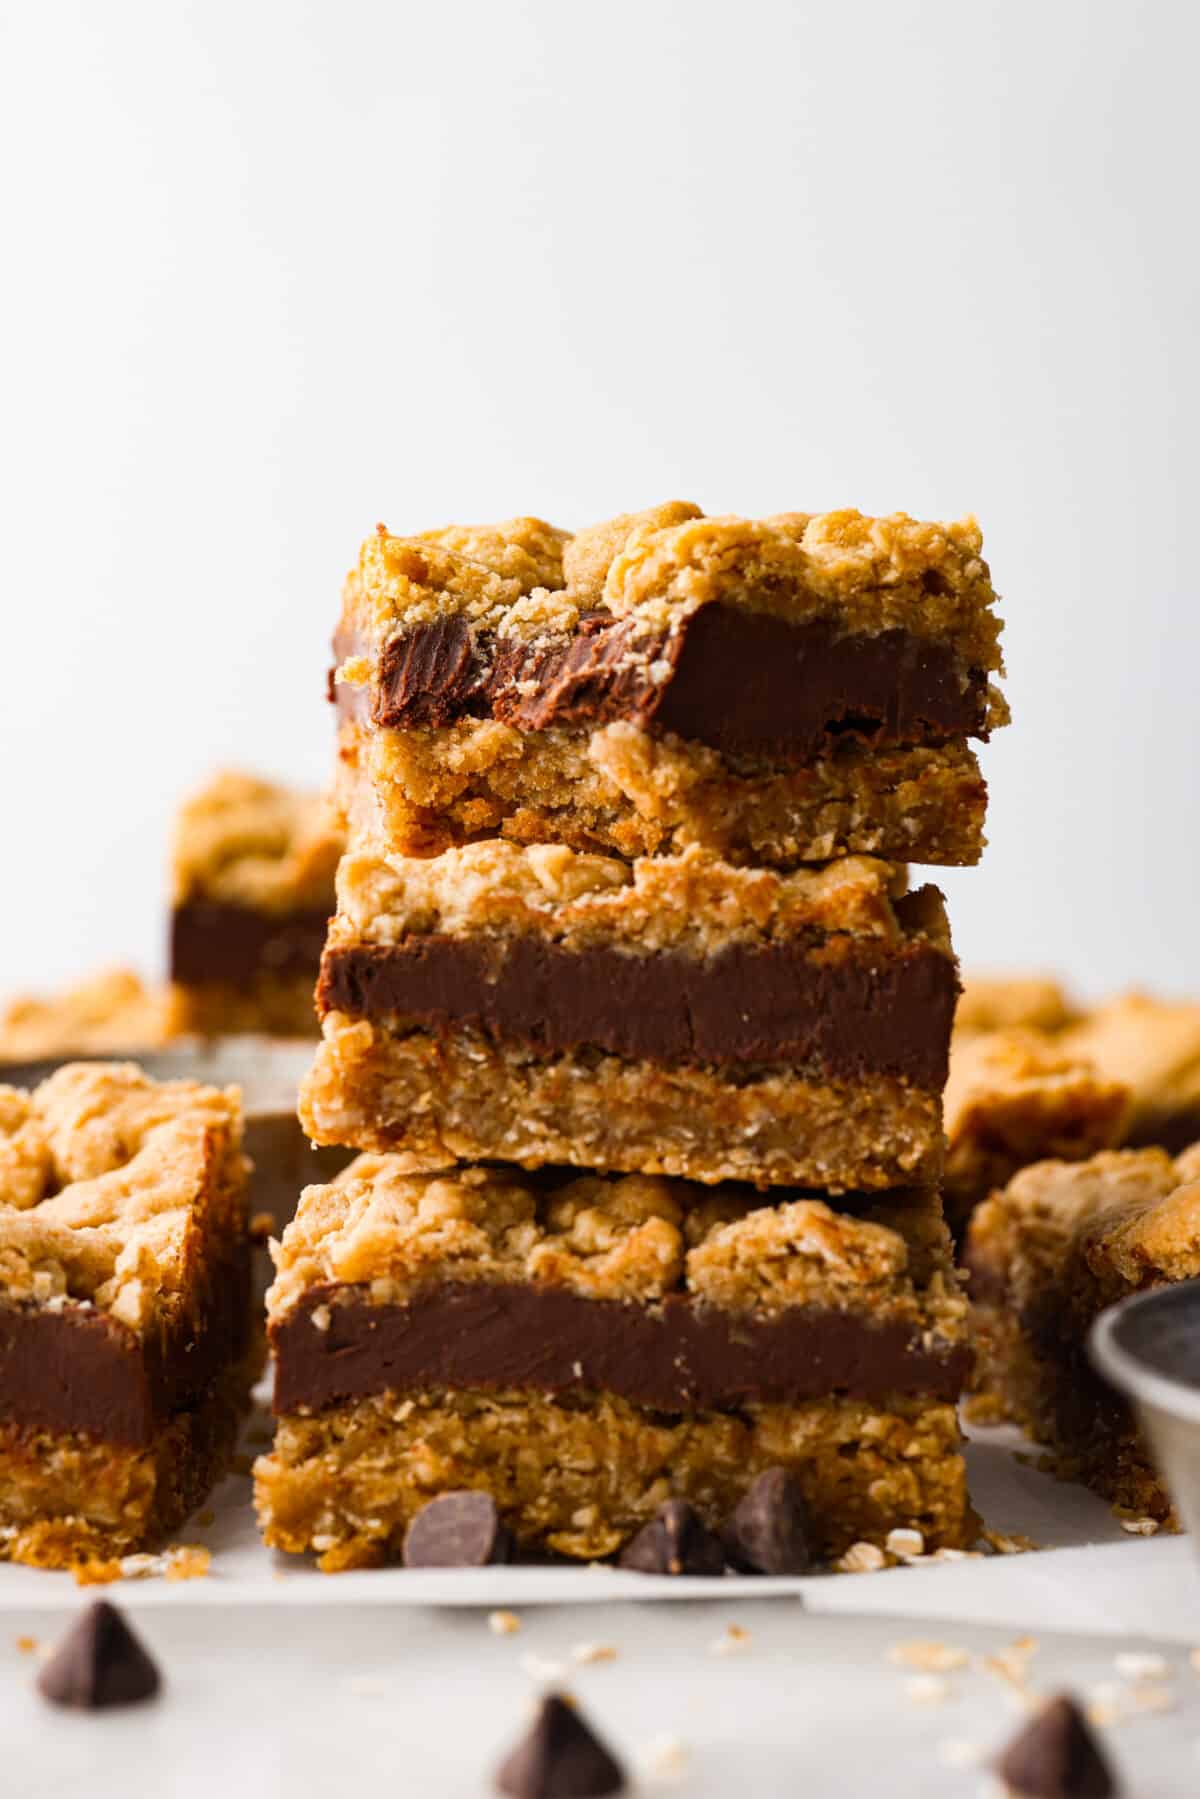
[5,1405,1200,1792]
[7,1596,1200,1797]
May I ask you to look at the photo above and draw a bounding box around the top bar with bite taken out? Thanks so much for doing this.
[330,504,1007,868]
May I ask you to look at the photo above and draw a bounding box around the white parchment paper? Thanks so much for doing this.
[2,1403,1194,1637]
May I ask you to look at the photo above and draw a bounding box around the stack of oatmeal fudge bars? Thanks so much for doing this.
[256,502,1008,1570]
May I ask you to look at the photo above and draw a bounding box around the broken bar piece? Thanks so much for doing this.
[254,1157,973,1569]
[1061,993,1200,1157]
[966,1141,1200,1521]
[0,1062,256,1568]
[943,1028,1129,1240]
[299,840,959,1191]
[954,973,1078,1039]
[0,969,174,1062]
[331,504,1006,869]
[168,770,343,1037]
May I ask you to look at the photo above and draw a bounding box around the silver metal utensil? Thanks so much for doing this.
[1090,1280,1200,1539]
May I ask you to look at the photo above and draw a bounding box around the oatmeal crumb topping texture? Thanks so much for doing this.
[0,1063,245,1327]
[267,1154,964,1332]
[343,501,1005,673]
[171,769,344,914]
[333,840,916,954]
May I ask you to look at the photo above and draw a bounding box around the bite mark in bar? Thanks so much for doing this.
[370,605,991,760]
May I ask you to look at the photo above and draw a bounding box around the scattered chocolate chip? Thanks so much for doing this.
[36,1601,161,1710]
[495,1691,626,1797]
[721,1468,813,1575]
[996,1694,1117,1798]
[402,1491,513,1568]
[617,1500,725,1576]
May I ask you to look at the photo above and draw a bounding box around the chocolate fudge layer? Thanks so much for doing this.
[331,504,1006,867]
[317,922,951,1081]
[256,1159,972,1567]
[966,1142,1200,1522]
[365,595,992,754]
[0,1063,256,1568]
[168,770,343,1037]
[301,842,958,1190]
[272,1280,967,1417]
[170,904,330,991]
[268,1163,968,1417]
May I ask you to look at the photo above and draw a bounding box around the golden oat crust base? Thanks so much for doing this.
[167,971,319,1040]
[337,715,988,868]
[255,1385,972,1568]
[299,1015,945,1191]
[0,1350,258,1570]
[967,1298,1172,1522]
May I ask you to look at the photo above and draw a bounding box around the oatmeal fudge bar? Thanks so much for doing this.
[956,985,1200,1158]
[169,770,343,1037]
[0,970,174,1061]
[954,973,1078,1038]
[1063,994,1200,1155]
[332,504,1006,868]
[255,1159,973,1568]
[0,1062,256,1568]
[966,1143,1200,1521]
[300,841,959,1191]
[943,1029,1129,1239]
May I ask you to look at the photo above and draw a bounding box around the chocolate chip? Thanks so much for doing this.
[721,1468,813,1575]
[495,1691,626,1797]
[402,1491,513,1567]
[617,1500,725,1576]
[36,1601,161,1710]
[995,1694,1117,1798]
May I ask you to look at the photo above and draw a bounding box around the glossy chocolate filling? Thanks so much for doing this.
[336,604,989,761]
[272,1281,970,1416]
[318,908,957,1087]
[0,1238,252,1447]
[170,902,330,987]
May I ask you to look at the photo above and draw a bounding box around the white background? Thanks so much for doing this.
[1,0,1197,999]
